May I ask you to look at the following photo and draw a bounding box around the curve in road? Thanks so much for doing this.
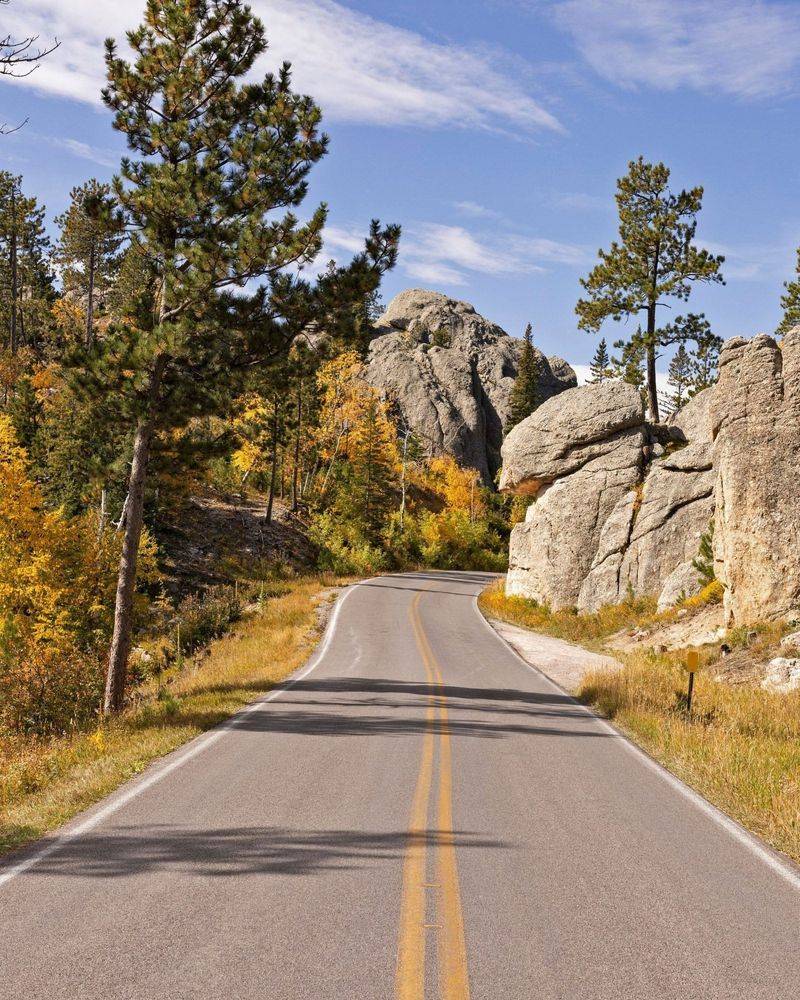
[1,571,799,999]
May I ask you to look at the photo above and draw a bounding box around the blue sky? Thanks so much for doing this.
[2,0,800,377]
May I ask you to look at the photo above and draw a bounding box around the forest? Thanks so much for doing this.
[0,0,514,744]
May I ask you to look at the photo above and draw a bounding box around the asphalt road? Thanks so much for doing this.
[1,571,799,999]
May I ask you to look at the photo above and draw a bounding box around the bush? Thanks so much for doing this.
[309,512,388,575]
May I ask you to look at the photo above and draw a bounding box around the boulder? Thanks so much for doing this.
[761,657,800,693]
[501,382,646,607]
[711,330,800,624]
[656,560,704,612]
[502,380,716,612]
[365,290,575,483]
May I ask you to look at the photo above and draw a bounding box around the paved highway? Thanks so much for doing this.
[1,571,799,998]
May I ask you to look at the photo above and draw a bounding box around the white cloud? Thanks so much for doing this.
[550,0,800,98]
[401,223,585,286]
[453,201,505,221]
[1,0,562,133]
[571,362,670,393]
[552,191,609,213]
[51,137,119,168]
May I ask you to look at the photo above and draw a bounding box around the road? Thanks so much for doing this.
[1,570,799,999]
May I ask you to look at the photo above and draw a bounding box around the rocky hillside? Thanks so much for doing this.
[365,290,576,483]
[501,329,800,626]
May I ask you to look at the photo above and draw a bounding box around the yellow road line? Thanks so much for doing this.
[395,690,435,1000]
[395,591,470,1000]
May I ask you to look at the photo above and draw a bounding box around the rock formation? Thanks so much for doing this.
[711,331,800,625]
[500,381,645,608]
[501,328,800,625]
[365,290,576,483]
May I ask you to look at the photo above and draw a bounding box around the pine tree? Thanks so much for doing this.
[576,157,724,421]
[687,318,723,394]
[0,171,53,353]
[666,344,693,412]
[507,323,540,431]
[588,338,611,383]
[87,0,398,714]
[777,247,800,336]
[54,180,124,347]
[612,333,647,407]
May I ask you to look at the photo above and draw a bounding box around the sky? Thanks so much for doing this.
[2,0,800,378]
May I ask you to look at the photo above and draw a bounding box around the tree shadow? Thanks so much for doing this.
[22,825,508,880]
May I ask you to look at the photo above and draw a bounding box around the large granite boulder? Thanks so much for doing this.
[579,390,716,611]
[711,330,800,624]
[501,381,716,612]
[501,381,646,607]
[365,290,575,483]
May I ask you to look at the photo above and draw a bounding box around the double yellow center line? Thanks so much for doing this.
[396,591,471,1000]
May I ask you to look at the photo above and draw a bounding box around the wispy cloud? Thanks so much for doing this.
[453,201,505,221]
[402,223,585,286]
[552,191,610,213]
[316,220,585,287]
[51,137,119,169]
[1,0,562,134]
[548,0,800,98]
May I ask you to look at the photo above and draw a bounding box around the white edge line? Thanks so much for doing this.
[471,591,800,895]
[0,581,359,890]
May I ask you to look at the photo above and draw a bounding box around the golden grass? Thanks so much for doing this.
[479,577,658,648]
[0,575,345,858]
[480,578,800,865]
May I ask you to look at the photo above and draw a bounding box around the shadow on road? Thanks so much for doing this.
[21,826,508,880]
[174,678,609,741]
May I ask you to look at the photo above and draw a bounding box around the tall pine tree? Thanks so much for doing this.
[506,322,540,431]
[576,157,724,421]
[88,0,398,713]
[0,171,52,354]
[54,180,124,347]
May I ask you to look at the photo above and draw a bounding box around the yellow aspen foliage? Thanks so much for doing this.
[314,351,368,463]
[419,454,484,518]
[231,393,272,483]
[0,417,157,733]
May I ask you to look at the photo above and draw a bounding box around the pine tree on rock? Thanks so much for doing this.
[507,323,540,431]
[666,344,693,412]
[612,332,647,407]
[777,248,800,336]
[576,157,724,421]
[55,180,124,347]
[588,338,611,383]
[89,0,398,714]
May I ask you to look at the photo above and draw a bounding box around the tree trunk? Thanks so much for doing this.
[103,356,166,715]
[265,397,280,525]
[646,303,659,422]
[399,430,409,529]
[86,242,96,347]
[291,380,302,512]
[103,415,155,715]
[9,185,18,355]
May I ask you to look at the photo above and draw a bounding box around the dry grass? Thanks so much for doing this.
[0,575,345,858]
[479,577,658,648]
[480,578,800,865]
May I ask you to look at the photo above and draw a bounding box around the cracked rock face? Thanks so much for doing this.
[364,290,576,483]
[502,381,646,607]
[711,330,800,624]
[501,381,716,612]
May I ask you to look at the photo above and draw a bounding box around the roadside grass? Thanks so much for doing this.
[0,575,345,859]
[479,579,800,865]
[479,577,658,649]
